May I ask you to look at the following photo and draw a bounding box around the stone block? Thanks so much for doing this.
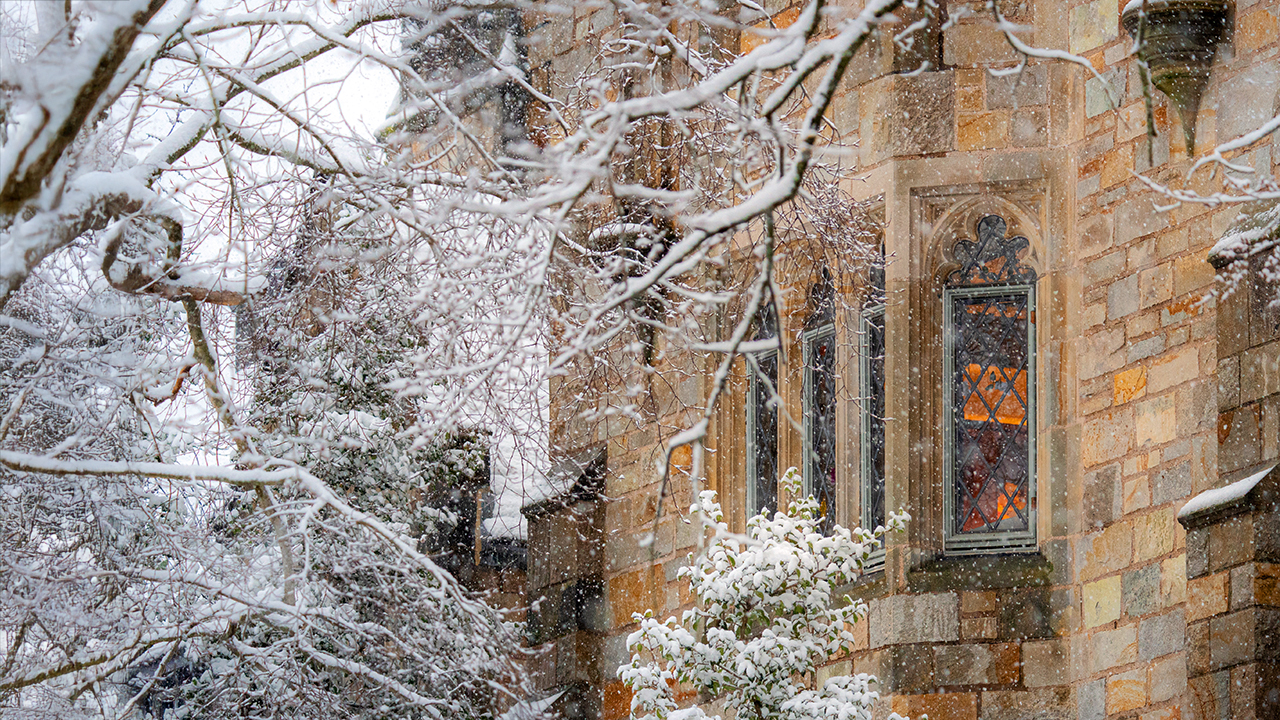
[891,692,978,720]
[1216,60,1280,143]
[1078,521,1133,582]
[1162,555,1188,607]
[869,592,960,647]
[1147,346,1199,394]
[1090,624,1138,672]
[1219,355,1241,411]
[1084,68,1123,118]
[1188,571,1230,622]
[1084,463,1121,529]
[1140,265,1174,309]
[1084,576,1122,628]
[1240,340,1280,404]
[1116,197,1170,243]
[1069,0,1118,53]
[1105,667,1147,714]
[963,590,999,614]
[1124,563,1161,618]
[978,687,1073,720]
[998,587,1055,640]
[934,642,1019,686]
[1085,250,1126,289]
[957,111,1010,151]
[962,616,998,639]
[1107,273,1139,319]
[886,644,935,693]
[1134,508,1177,563]
[1209,513,1255,573]
[1127,335,1165,364]
[1022,638,1071,688]
[944,22,1019,66]
[892,71,956,156]
[1209,609,1257,670]
[1175,253,1216,296]
[1231,564,1257,610]
[1012,108,1048,147]
[1114,365,1147,405]
[1139,608,1185,660]
[1135,393,1177,446]
[1152,461,1191,506]
[1149,652,1187,703]
[1255,562,1280,606]
[1082,408,1134,465]
[987,66,1048,108]
[1078,677,1105,720]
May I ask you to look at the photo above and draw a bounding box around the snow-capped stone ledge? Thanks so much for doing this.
[1177,463,1277,528]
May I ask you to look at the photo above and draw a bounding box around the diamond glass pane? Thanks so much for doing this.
[807,328,837,533]
[952,293,1032,535]
[749,350,778,516]
[863,309,886,531]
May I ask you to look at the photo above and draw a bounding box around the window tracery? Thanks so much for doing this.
[943,215,1037,552]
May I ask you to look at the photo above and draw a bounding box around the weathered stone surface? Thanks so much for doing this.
[1113,365,1147,405]
[869,592,960,648]
[934,643,1019,686]
[1152,461,1192,506]
[1134,508,1178,563]
[1105,667,1146,714]
[1116,197,1170,243]
[1084,464,1121,529]
[1078,677,1106,720]
[1083,576,1122,628]
[978,687,1073,720]
[944,22,1019,66]
[1149,652,1187,703]
[1107,273,1139,319]
[1090,625,1138,672]
[1069,0,1118,53]
[1209,514,1255,573]
[1078,521,1134,582]
[1139,609,1186,660]
[1147,346,1198,394]
[891,691,978,720]
[1209,609,1257,669]
[1123,563,1161,618]
[1082,409,1134,465]
[1188,572,1230,622]
[1135,393,1177,446]
[1023,638,1071,688]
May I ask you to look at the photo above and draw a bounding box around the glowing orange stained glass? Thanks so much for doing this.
[961,365,1028,425]
[961,481,1029,532]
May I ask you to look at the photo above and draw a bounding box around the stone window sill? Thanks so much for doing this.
[907,551,1052,593]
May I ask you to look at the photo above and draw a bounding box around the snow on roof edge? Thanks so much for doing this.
[1178,463,1276,521]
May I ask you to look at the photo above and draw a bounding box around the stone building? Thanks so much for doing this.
[407,0,1280,718]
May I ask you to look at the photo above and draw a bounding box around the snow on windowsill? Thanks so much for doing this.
[1178,463,1276,521]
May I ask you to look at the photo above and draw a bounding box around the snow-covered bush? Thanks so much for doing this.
[619,469,910,720]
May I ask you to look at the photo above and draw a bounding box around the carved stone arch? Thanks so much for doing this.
[925,194,1045,288]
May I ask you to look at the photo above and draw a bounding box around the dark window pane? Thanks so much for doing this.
[807,328,837,532]
[749,351,778,516]
[863,309,886,531]
[951,293,1031,535]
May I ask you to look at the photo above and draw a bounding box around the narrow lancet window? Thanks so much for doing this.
[804,271,837,532]
[747,298,778,517]
[944,215,1036,552]
[860,249,886,535]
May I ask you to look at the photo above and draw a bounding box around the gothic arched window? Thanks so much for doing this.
[943,215,1037,553]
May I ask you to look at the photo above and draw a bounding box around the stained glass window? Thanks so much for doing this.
[944,215,1036,552]
[804,272,838,533]
[861,250,886,535]
[747,300,778,517]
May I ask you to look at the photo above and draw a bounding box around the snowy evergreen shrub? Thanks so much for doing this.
[619,468,910,720]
